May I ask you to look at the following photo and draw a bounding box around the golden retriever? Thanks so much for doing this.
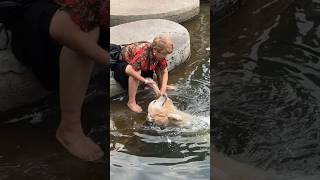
[146,81,193,127]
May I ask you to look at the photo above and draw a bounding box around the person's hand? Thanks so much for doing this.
[159,89,167,97]
[144,78,156,86]
[144,78,161,97]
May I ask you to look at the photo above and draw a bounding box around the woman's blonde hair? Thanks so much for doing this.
[152,34,173,55]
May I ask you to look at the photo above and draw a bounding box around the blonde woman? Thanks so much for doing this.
[111,34,173,113]
[10,0,109,161]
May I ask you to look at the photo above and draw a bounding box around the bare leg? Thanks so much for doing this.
[56,27,104,161]
[126,69,142,113]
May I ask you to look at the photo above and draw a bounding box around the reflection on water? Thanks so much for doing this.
[213,0,320,179]
[110,3,210,180]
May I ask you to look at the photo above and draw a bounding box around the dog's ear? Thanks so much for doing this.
[168,113,183,121]
[164,99,177,111]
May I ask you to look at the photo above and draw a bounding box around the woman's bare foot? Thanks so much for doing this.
[127,101,143,113]
[56,126,104,161]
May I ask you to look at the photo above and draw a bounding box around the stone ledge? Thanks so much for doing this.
[0,26,48,112]
[110,0,200,26]
[0,48,48,112]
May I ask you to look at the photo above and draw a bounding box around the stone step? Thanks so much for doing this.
[0,44,48,113]
[110,0,200,26]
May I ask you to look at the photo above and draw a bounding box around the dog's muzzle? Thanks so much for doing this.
[144,120,155,126]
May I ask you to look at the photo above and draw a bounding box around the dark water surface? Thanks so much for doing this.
[0,91,107,180]
[110,3,210,180]
[213,0,320,179]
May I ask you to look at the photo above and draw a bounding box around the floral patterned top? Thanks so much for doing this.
[54,0,109,32]
[120,42,168,72]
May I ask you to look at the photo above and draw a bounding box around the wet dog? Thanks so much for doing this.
[146,82,192,127]
[146,95,192,127]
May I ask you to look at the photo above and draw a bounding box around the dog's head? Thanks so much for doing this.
[146,95,184,127]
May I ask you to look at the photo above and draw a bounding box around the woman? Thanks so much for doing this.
[110,34,173,113]
[10,0,109,161]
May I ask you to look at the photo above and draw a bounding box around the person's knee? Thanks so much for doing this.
[87,26,100,42]
[125,65,141,76]
[125,65,133,75]
[128,75,139,82]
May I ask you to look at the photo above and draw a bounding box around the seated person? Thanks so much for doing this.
[111,34,173,113]
[9,0,109,161]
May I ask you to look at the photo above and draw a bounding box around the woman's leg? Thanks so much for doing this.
[127,71,143,113]
[56,27,104,161]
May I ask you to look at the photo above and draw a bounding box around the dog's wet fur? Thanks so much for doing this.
[146,83,192,127]
[146,95,192,127]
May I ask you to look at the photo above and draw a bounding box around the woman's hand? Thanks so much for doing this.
[159,88,167,97]
[144,78,162,97]
[144,78,156,86]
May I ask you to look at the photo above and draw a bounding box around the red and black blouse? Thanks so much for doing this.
[54,0,109,32]
[120,42,168,72]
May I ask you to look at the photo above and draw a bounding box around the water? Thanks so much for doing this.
[110,3,210,180]
[213,0,320,179]
[0,89,107,180]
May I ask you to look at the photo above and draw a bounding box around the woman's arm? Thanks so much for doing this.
[125,65,156,85]
[49,10,108,65]
[160,68,168,94]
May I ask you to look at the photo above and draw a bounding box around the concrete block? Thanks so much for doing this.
[0,47,48,112]
[110,0,200,26]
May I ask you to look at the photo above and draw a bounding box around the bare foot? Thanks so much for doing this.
[56,127,104,161]
[127,102,143,113]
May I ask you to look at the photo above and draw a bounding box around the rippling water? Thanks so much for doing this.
[213,0,320,179]
[110,3,210,180]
